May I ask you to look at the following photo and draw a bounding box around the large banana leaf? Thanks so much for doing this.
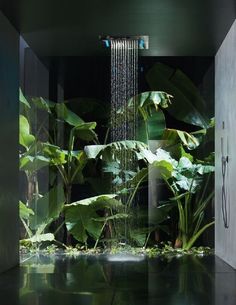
[84,141,147,161]
[127,91,172,112]
[116,91,171,143]
[146,63,210,128]
[162,128,200,150]
[65,194,118,208]
[137,108,166,143]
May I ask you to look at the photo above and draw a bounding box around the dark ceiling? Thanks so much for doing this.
[0,0,235,56]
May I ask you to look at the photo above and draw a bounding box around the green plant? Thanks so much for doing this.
[64,194,128,248]
[69,88,212,249]
[19,58,215,252]
[19,184,66,248]
[19,90,101,245]
[147,148,214,250]
[146,62,212,129]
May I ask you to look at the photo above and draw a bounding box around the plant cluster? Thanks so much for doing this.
[19,63,215,255]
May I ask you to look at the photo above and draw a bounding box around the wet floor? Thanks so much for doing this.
[0,253,236,305]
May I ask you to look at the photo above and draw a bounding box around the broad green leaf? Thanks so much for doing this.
[152,160,174,179]
[69,151,88,183]
[66,194,117,207]
[64,194,120,243]
[155,148,178,167]
[137,148,157,163]
[146,109,166,140]
[191,120,215,159]
[127,91,172,111]
[65,205,103,243]
[106,140,147,151]
[42,142,67,165]
[72,122,97,141]
[117,92,170,144]
[85,141,147,162]
[92,213,129,222]
[146,63,210,128]
[167,144,194,162]
[162,128,200,150]
[20,154,50,171]
[19,88,30,108]
[24,233,55,243]
[29,184,65,230]
[174,174,200,192]
[31,97,54,113]
[196,164,214,175]
[84,145,106,159]
[178,157,193,171]
[19,201,34,219]
[137,109,166,143]
[19,115,35,149]
[55,103,84,126]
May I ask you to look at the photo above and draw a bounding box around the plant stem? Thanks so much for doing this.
[164,177,185,247]
[56,165,69,185]
[94,222,107,249]
[104,127,110,145]
[54,239,67,249]
[127,173,148,208]
[144,231,151,249]
[184,221,215,250]
[54,220,65,236]
[65,184,72,204]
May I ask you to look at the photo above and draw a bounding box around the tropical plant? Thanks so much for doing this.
[64,194,129,248]
[144,148,214,250]
[19,184,66,247]
[19,90,102,245]
[19,59,215,252]
[146,62,212,129]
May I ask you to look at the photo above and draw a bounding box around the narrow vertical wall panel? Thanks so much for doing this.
[0,12,19,272]
[215,19,236,269]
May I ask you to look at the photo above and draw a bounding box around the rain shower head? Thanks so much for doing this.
[99,35,149,49]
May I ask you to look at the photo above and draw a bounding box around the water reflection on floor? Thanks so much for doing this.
[0,253,236,305]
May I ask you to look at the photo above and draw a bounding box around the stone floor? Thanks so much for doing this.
[0,253,236,305]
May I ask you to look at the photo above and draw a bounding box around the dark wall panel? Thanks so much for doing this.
[215,20,236,269]
[0,11,19,272]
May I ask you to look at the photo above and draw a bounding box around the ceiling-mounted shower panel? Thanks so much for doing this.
[99,35,149,49]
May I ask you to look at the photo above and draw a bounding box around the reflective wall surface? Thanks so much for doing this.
[0,11,19,273]
[0,254,236,305]
[215,19,236,269]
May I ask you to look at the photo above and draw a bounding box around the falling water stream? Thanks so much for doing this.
[110,39,139,193]
[110,39,139,241]
[111,39,138,142]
